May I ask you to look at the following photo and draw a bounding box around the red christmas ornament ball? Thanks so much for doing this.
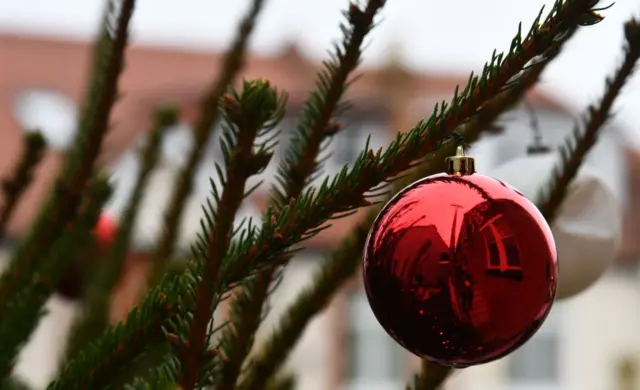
[94,212,118,244]
[363,173,558,367]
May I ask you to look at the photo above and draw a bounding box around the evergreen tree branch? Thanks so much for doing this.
[175,81,285,389]
[48,282,182,390]
[0,132,46,242]
[61,2,600,387]
[148,0,266,283]
[65,106,178,362]
[0,176,112,382]
[537,17,640,221]
[102,5,602,386]
[217,0,603,294]
[239,7,587,388]
[0,0,134,310]
[216,1,385,388]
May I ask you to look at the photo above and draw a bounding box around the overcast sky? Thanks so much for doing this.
[2,0,640,146]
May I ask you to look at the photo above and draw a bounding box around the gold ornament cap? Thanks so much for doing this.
[446,144,475,176]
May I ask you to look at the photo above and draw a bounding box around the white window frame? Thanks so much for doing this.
[480,215,522,272]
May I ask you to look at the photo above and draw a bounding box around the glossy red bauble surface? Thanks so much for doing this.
[363,173,558,367]
[94,213,118,244]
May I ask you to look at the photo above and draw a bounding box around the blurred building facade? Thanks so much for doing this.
[0,34,639,390]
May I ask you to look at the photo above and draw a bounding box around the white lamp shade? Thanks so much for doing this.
[14,89,78,150]
[487,152,622,300]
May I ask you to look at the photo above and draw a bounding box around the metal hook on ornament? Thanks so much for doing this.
[450,131,469,150]
[446,132,476,176]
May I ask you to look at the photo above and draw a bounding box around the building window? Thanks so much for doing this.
[506,304,562,389]
[481,215,523,280]
[483,219,521,270]
[346,289,405,390]
[13,89,78,150]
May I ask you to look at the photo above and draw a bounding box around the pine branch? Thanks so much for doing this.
[65,106,178,362]
[48,282,182,390]
[0,0,134,311]
[73,2,600,387]
[537,17,640,221]
[0,132,46,241]
[0,176,112,381]
[216,1,385,388]
[215,0,603,295]
[148,0,266,283]
[174,81,285,389]
[239,5,589,387]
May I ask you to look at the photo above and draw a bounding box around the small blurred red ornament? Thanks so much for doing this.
[94,212,118,244]
[363,145,557,368]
